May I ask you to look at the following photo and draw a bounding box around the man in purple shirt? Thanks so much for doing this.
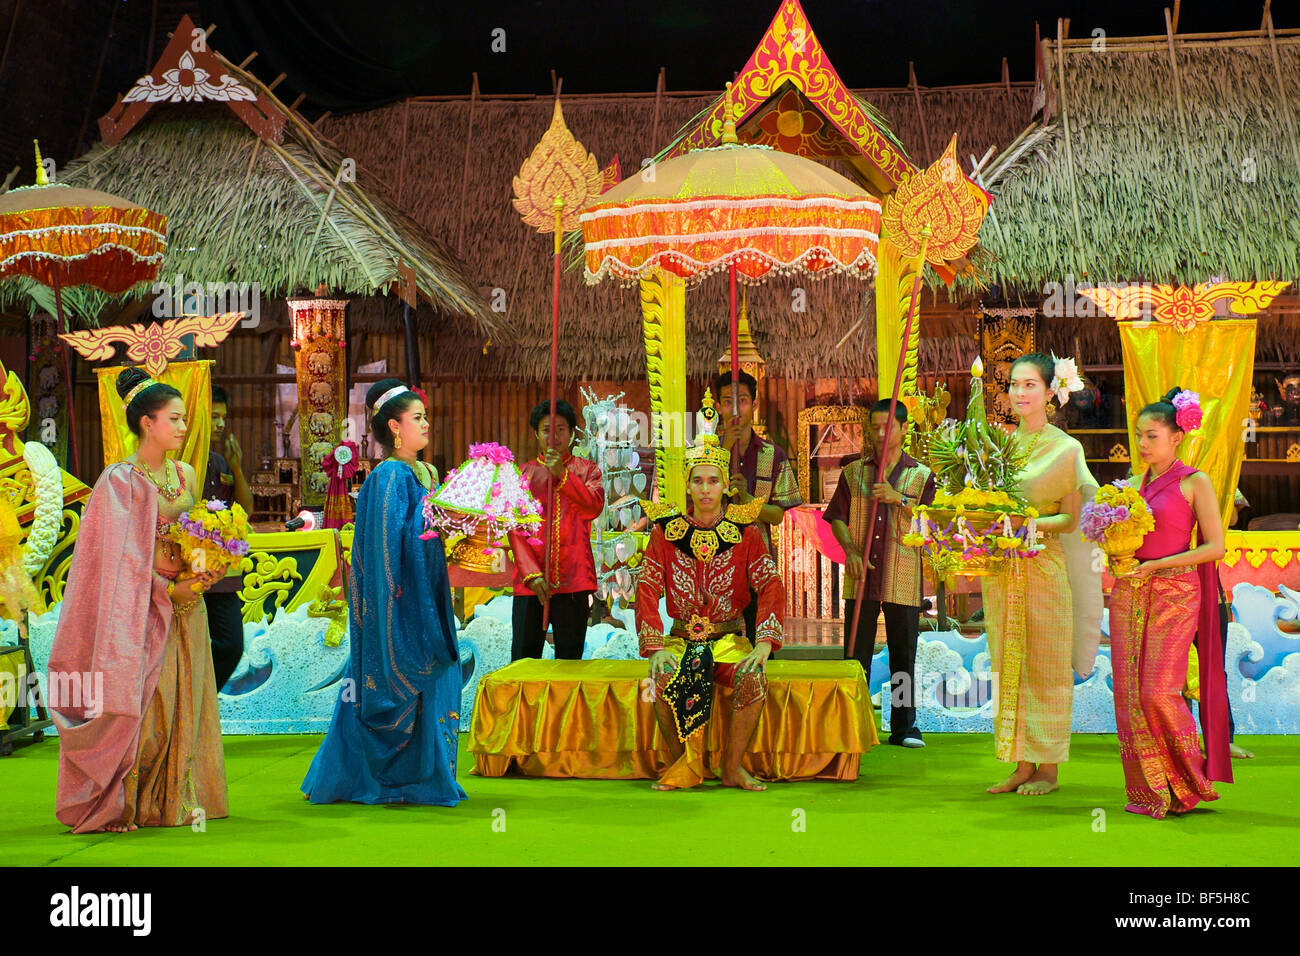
[825,399,935,747]
[716,370,802,647]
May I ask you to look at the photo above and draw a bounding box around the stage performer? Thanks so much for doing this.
[826,399,935,747]
[637,389,781,792]
[205,384,253,692]
[1110,388,1231,817]
[301,379,466,806]
[716,370,801,649]
[982,353,1098,796]
[508,399,603,661]
[50,367,228,833]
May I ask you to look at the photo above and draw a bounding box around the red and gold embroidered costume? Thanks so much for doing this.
[636,390,785,737]
[508,453,604,595]
[638,494,782,726]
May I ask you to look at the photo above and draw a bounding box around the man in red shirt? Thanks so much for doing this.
[508,399,604,660]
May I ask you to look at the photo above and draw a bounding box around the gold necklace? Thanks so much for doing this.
[134,458,183,501]
[1017,424,1048,459]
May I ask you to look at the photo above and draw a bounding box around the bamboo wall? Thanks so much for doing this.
[47,314,1300,522]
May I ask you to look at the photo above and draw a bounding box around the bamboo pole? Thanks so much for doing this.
[651,67,666,150]
[0,0,22,80]
[268,146,379,288]
[456,74,480,256]
[908,61,934,166]
[1055,20,1089,277]
[1059,35,1300,53]
[301,162,346,273]
[1164,7,1208,246]
[1265,9,1300,180]
[75,0,118,156]
[397,97,410,207]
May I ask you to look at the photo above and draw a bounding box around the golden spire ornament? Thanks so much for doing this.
[512,99,602,233]
[880,135,986,268]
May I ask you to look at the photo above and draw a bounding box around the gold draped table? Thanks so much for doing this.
[469,659,878,781]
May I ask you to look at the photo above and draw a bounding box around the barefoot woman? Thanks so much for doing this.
[1110,388,1231,817]
[982,354,1096,796]
[636,390,784,791]
[50,368,228,832]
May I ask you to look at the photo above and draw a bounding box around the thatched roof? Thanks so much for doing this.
[978,25,1300,287]
[0,50,497,340]
[322,80,1033,381]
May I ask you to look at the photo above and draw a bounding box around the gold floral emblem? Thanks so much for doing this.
[690,529,720,563]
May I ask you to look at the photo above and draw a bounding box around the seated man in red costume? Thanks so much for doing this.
[637,389,784,791]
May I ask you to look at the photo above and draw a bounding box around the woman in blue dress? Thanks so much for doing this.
[301,379,466,806]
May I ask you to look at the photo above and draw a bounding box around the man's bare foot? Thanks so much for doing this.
[651,780,679,791]
[103,822,137,833]
[1229,742,1255,759]
[719,767,767,791]
[987,765,1035,793]
[1017,768,1059,795]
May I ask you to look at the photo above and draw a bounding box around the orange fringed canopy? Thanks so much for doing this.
[581,144,881,285]
[0,184,167,293]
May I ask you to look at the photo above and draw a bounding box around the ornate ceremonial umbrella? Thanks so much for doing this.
[0,142,168,474]
[581,85,881,439]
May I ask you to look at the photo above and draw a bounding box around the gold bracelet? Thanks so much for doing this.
[166,579,176,598]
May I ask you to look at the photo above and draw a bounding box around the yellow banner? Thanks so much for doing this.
[95,361,212,486]
[1119,321,1255,527]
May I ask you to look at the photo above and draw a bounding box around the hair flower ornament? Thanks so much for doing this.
[1171,390,1202,432]
[1049,353,1086,405]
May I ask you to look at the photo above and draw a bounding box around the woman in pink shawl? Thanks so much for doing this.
[1110,387,1232,818]
[49,367,227,833]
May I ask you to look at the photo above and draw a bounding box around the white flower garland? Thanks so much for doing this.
[22,440,64,576]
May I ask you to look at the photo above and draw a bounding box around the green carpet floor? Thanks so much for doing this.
[2,734,1294,866]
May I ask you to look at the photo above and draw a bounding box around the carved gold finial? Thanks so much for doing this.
[33,140,48,186]
[512,99,601,234]
[879,135,985,267]
[721,82,738,145]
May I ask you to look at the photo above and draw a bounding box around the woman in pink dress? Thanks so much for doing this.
[49,367,227,833]
[1110,387,1232,818]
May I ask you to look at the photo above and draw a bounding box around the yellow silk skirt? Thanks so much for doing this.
[122,602,229,827]
[981,539,1074,764]
[469,659,877,785]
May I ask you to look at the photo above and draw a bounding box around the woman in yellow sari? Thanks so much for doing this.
[982,353,1098,796]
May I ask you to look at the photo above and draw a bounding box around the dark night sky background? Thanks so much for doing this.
[3,1,1296,177]
[200,0,1300,111]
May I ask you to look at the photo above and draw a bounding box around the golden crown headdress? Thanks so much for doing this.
[685,389,732,478]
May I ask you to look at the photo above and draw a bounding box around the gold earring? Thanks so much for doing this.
[395,432,403,450]
[1046,401,1057,416]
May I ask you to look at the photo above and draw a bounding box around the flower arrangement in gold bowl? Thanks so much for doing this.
[420,442,543,573]
[904,488,1041,579]
[1079,479,1154,576]
[168,498,251,591]
[901,358,1041,579]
